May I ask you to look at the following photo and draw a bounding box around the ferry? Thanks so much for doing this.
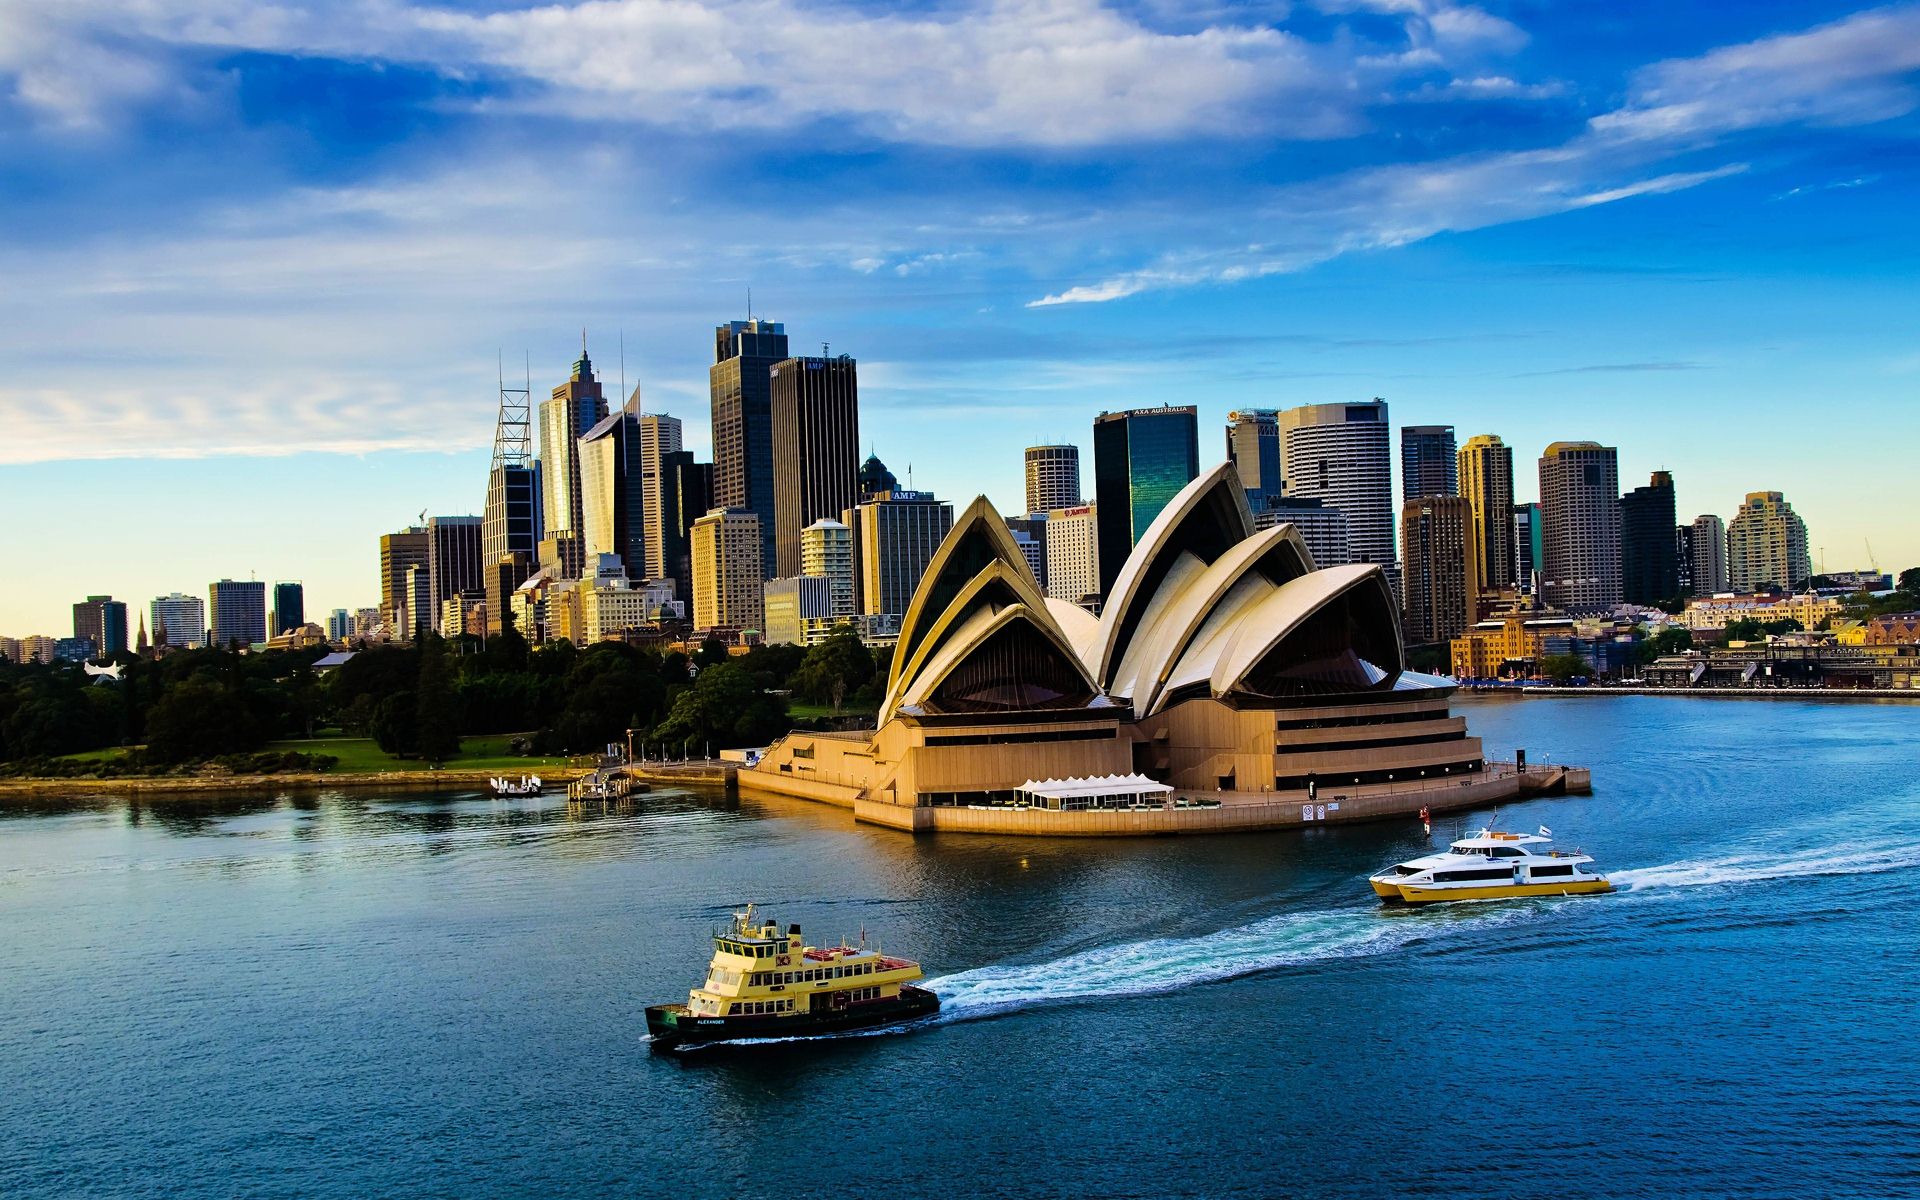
[645,905,940,1049]
[489,775,543,797]
[1370,829,1612,904]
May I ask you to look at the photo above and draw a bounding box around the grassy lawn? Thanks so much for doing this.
[268,734,572,775]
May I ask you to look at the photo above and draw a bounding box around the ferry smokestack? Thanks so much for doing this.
[788,923,801,937]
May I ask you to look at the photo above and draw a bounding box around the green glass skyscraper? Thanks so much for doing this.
[1092,405,1199,597]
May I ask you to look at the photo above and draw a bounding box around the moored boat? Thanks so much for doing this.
[646,905,939,1049]
[1370,828,1612,904]
[489,775,544,797]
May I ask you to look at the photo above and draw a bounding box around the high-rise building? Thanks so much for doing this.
[711,318,789,577]
[150,593,205,648]
[763,576,836,647]
[1727,491,1811,592]
[659,451,715,603]
[1043,504,1100,606]
[1092,405,1199,596]
[1621,471,1679,605]
[327,608,353,641]
[1400,425,1457,503]
[800,518,855,622]
[637,412,683,580]
[1457,434,1515,593]
[379,527,429,632]
[1538,441,1622,612]
[1689,513,1729,595]
[425,517,483,621]
[482,366,539,638]
[1278,399,1397,587]
[858,453,899,501]
[71,595,128,659]
[847,488,955,620]
[0,637,18,664]
[1024,445,1082,514]
[578,401,645,576]
[270,582,305,636]
[1225,410,1283,513]
[1675,525,1694,596]
[403,564,432,640]
[691,507,765,635]
[1513,502,1542,593]
[538,531,586,582]
[1400,496,1480,645]
[1256,497,1350,569]
[771,354,860,578]
[538,344,608,541]
[208,579,267,647]
[22,635,56,664]
[1005,514,1048,590]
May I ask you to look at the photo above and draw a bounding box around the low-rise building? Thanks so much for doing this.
[1866,612,1920,645]
[764,576,837,646]
[1449,607,1574,679]
[1646,643,1920,690]
[1679,591,1842,632]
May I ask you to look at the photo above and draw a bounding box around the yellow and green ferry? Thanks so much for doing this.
[646,905,940,1049]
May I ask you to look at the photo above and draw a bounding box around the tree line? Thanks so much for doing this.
[0,622,888,772]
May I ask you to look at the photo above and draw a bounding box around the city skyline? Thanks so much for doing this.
[5,2,1920,630]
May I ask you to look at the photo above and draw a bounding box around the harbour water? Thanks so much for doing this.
[3,695,1917,1198]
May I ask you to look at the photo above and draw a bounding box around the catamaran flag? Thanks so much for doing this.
[1538,825,1552,838]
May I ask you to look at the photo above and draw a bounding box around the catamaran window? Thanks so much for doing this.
[1532,865,1574,877]
[1491,847,1524,857]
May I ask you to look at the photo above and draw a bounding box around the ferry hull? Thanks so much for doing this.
[1377,877,1613,905]
[646,986,941,1050]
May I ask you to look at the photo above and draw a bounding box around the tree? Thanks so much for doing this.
[414,634,461,764]
[1637,625,1694,663]
[1900,567,1920,596]
[1538,654,1590,683]
[650,661,789,755]
[144,678,267,763]
[1723,617,1766,643]
[790,625,876,713]
[369,691,418,757]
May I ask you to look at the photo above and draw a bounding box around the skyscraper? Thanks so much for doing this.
[537,343,608,542]
[379,527,429,632]
[483,363,538,636]
[1400,425,1457,503]
[1258,497,1350,570]
[150,593,206,648]
[1400,496,1480,645]
[711,318,789,577]
[424,517,483,623]
[327,608,353,641]
[1024,445,1082,514]
[1620,471,1679,605]
[801,518,856,623]
[770,354,860,578]
[72,595,128,659]
[691,508,765,635]
[656,451,716,603]
[1513,502,1542,593]
[847,487,955,620]
[1225,410,1283,513]
[1457,434,1515,593]
[1092,405,1199,597]
[1538,441,1622,612]
[270,582,305,635]
[1727,491,1811,592]
[1278,399,1397,587]
[637,411,683,580]
[1689,513,1729,594]
[578,401,645,576]
[1043,503,1100,606]
[858,452,899,501]
[208,579,267,646]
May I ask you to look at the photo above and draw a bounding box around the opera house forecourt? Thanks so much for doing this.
[742,465,1588,835]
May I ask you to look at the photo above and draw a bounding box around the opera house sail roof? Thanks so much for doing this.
[739,461,1539,837]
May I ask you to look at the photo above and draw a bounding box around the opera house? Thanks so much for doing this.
[742,465,1582,834]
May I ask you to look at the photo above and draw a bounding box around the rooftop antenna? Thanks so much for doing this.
[620,329,627,412]
[490,349,532,471]
[747,286,752,321]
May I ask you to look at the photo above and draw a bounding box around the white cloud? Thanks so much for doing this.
[0,0,1544,145]
[1032,5,1920,304]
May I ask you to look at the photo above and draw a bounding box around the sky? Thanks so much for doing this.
[2,0,1917,634]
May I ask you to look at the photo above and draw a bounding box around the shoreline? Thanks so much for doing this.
[0,766,593,801]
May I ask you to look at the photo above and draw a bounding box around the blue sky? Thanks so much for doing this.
[2,0,1917,633]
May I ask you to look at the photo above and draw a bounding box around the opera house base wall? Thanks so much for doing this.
[737,754,1584,837]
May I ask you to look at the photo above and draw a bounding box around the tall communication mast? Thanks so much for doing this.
[491,352,532,469]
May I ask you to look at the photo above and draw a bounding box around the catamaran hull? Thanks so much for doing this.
[646,986,941,1049]
[1372,877,1614,904]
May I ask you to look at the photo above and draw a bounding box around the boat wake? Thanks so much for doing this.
[926,903,1534,1021]
[668,836,1920,1049]
[1610,838,1920,892]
